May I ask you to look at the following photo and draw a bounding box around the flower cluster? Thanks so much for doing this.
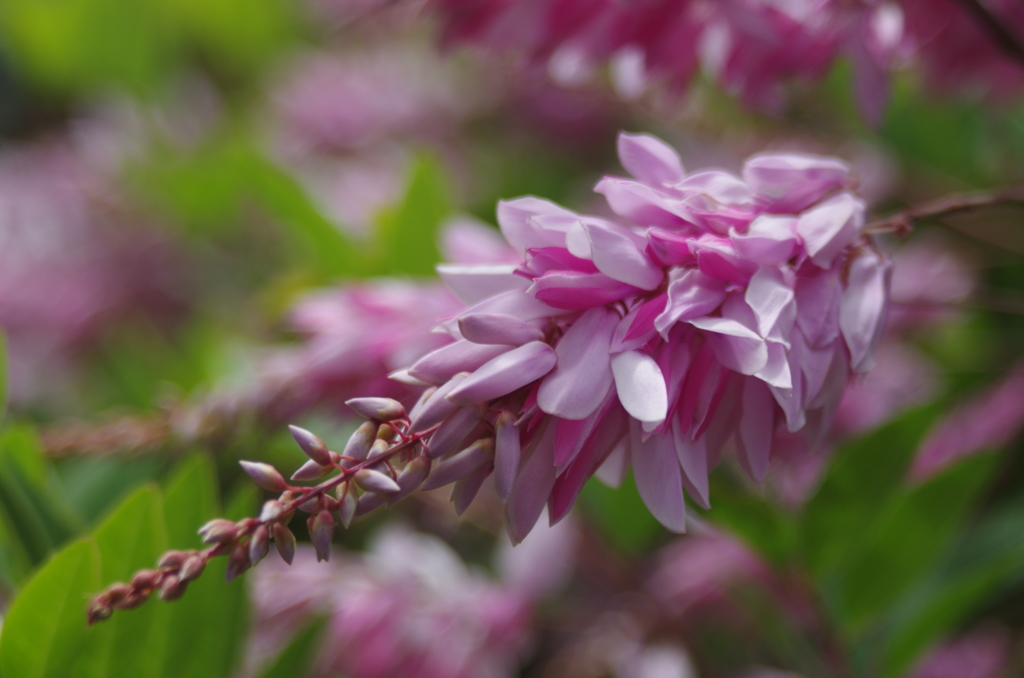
[429,0,903,120]
[88,132,890,619]
[429,0,1024,120]
[244,521,573,678]
[410,132,890,538]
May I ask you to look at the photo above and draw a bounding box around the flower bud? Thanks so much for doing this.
[355,491,387,517]
[408,373,468,431]
[273,523,296,565]
[179,555,206,582]
[343,421,378,461]
[494,410,521,501]
[259,500,286,523]
[291,459,331,482]
[421,438,495,491]
[225,544,251,583]
[288,424,331,466]
[199,519,239,543]
[354,468,401,494]
[388,455,431,506]
[112,593,147,610]
[130,569,162,592]
[424,404,485,459]
[367,438,391,462]
[377,424,397,441]
[337,486,357,528]
[158,575,188,601]
[87,597,113,625]
[310,510,335,562]
[239,461,289,493]
[249,525,271,565]
[157,550,188,569]
[105,583,132,605]
[345,397,407,422]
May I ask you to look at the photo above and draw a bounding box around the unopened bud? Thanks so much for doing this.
[273,523,296,565]
[179,555,206,582]
[113,593,147,610]
[239,461,289,493]
[355,491,387,517]
[345,397,407,422]
[157,550,188,569]
[367,438,391,462]
[310,510,335,562]
[376,424,396,441]
[225,545,250,583]
[288,424,331,466]
[130,569,162,592]
[354,468,401,494]
[199,519,238,544]
[388,455,431,506]
[87,596,113,625]
[343,421,377,461]
[249,525,271,565]
[421,438,495,491]
[259,500,286,523]
[291,459,331,481]
[338,486,357,528]
[408,373,467,431]
[105,583,132,605]
[158,575,188,601]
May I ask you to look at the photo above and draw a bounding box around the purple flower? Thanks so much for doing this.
[245,521,574,678]
[395,131,890,539]
[427,0,904,121]
[909,626,1010,678]
[911,363,1024,482]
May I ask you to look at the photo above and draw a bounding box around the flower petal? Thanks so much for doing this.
[736,377,775,483]
[688,316,767,376]
[538,307,617,419]
[437,264,528,305]
[447,341,557,405]
[631,423,687,533]
[408,340,511,385]
[458,312,545,346]
[840,250,892,373]
[745,266,796,338]
[506,419,558,544]
[617,132,686,185]
[611,350,669,425]
[655,268,727,336]
[796,191,865,268]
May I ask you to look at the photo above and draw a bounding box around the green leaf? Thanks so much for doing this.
[77,485,170,678]
[580,473,666,555]
[0,426,81,574]
[830,452,1000,637]
[0,331,7,421]
[801,406,939,579]
[0,538,102,678]
[257,618,327,678]
[703,477,798,567]
[880,493,1024,677]
[158,455,246,678]
[374,152,451,277]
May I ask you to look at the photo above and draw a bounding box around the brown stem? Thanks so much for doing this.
[956,0,1024,70]
[865,186,1024,237]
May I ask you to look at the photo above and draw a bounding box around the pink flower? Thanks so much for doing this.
[911,362,1024,482]
[900,0,1024,101]
[246,521,574,678]
[389,131,890,540]
[0,137,181,408]
[428,0,905,121]
[909,626,1010,678]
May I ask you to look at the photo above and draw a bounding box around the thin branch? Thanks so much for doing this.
[865,186,1024,237]
[957,0,1024,70]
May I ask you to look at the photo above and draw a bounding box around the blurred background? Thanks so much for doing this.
[3,1,1024,677]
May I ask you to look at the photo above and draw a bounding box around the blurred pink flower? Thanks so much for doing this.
[900,0,1024,101]
[0,137,181,407]
[247,520,575,678]
[909,626,1011,678]
[428,0,905,121]
[269,47,479,156]
[262,219,513,417]
[911,362,1024,481]
[377,131,892,539]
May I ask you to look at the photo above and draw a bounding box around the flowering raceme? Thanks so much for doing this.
[401,131,891,539]
[88,132,891,619]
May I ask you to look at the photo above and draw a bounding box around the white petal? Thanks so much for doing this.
[611,350,668,424]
